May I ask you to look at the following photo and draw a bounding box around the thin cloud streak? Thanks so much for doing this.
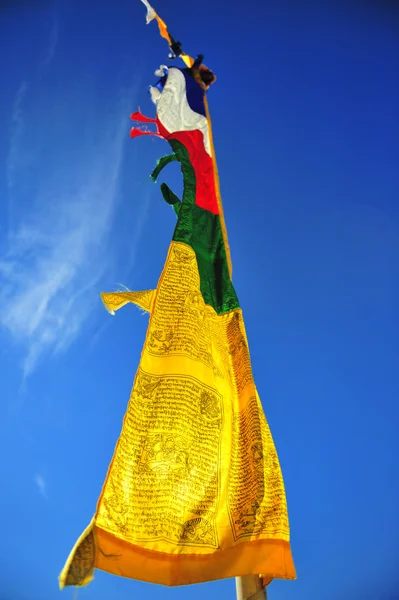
[7,16,58,232]
[34,473,48,500]
[1,77,137,376]
[39,17,59,69]
[122,185,153,281]
[7,80,28,195]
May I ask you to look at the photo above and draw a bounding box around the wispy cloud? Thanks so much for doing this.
[39,17,58,69]
[34,473,48,499]
[7,80,29,196]
[1,74,135,376]
[122,185,153,280]
[7,18,58,229]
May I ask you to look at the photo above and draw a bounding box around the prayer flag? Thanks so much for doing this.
[60,3,295,590]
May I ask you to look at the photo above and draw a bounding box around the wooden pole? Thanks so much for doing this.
[235,576,267,600]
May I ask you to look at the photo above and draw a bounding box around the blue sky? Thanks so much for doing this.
[0,1,398,599]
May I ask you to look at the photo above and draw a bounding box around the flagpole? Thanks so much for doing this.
[235,576,267,600]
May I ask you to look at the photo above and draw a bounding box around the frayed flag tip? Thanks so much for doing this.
[140,0,156,23]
